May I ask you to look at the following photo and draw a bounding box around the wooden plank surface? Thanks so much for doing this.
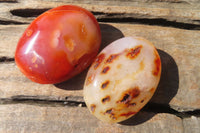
[0,23,199,112]
[0,0,200,26]
[183,116,200,133]
[0,104,199,133]
[0,104,184,133]
[0,0,200,133]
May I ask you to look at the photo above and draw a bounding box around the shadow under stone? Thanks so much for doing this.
[150,49,179,104]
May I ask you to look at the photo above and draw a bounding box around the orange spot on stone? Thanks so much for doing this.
[131,88,140,98]
[93,53,105,69]
[102,96,111,104]
[105,109,113,114]
[26,29,33,37]
[117,87,140,104]
[150,88,155,93]
[80,23,87,38]
[101,80,110,89]
[86,74,95,85]
[101,66,110,74]
[120,94,131,104]
[106,54,119,63]
[153,50,161,76]
[139,61,145,71]
[126,45,142,59]
[90,104,96,113]
[117,64,122,69]
[63,35,75,51]
[104,108,116,120]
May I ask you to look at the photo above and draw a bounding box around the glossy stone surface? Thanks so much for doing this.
[84,36,161,123]
[15,5,101,84]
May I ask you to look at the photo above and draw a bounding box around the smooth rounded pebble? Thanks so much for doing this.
[83,36,161,123]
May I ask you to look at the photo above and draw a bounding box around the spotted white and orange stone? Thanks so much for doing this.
[83,36,161,123]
